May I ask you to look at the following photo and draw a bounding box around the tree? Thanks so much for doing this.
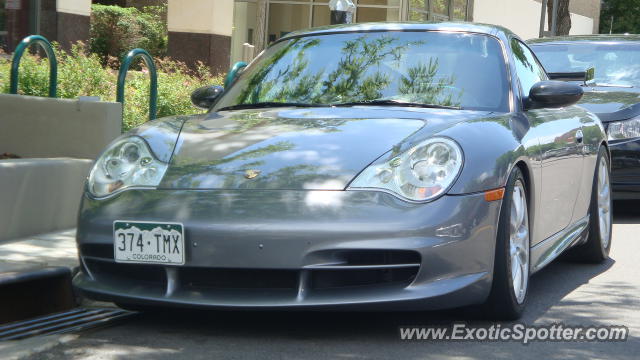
[600,0,640,34]
[547,0,572,36]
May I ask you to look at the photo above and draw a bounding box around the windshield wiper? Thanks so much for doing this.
[331,99,462,110]
[218,102,328,111]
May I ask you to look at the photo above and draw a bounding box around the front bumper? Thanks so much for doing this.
[610,138,640,200]
[74,189,501,311]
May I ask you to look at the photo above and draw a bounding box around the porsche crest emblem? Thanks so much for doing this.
[244,169,261,179]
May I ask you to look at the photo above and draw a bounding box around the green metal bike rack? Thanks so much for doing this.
[224,61,247,88]
[10,35,58,98]
[116,48,158,124]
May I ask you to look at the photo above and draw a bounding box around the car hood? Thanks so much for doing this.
[158,106,491,190]
[579,87,640,122]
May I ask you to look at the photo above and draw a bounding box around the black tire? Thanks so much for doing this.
[483,167,529,320]
[565,147,612,263]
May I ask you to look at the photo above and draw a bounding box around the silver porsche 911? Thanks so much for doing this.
[74,23,611,320]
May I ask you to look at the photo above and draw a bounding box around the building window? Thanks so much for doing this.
[355,0,401,22]
[452,0,468,20]
[268,1,311,41]
[431,0,449,19]
[408,0,428,21]
[265,0,401,44]
[408,0,468,22]
[231,0,471,63]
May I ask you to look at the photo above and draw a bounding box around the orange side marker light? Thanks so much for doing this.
[484,188,505,202]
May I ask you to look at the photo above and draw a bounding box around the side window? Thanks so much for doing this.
[511,39,547,99]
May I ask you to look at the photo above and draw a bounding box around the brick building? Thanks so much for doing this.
[1,0,602,74]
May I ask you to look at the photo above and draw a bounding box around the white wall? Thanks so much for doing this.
[56,0,91,16]
[473,0,596,40]
[570,12,595,35]
[168,0,234,36]
[0,94,122,159]
[0,93,122,242]
[473,0,542,39]
[0,158,92,242]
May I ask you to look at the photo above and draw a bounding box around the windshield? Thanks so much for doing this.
[213,31,510,112]
[531,42,640,87]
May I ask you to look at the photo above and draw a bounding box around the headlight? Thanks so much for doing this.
[608,117,640,141]
[88,136,168,197]
[348,137,464,202]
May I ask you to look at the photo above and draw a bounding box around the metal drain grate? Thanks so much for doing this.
[0,308,136,341]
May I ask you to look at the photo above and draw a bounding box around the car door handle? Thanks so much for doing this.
[575,130,584,143]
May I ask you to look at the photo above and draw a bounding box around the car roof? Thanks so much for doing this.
[528,34,640,45]
[277,22,518,42]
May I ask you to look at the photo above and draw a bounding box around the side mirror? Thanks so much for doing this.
[191,85,224,109]
[547,66,595,85]
[527,81,583,110]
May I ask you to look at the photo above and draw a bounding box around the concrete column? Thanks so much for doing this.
[167,0,234,74]
[54,0,91,50]
[254,0,267,54]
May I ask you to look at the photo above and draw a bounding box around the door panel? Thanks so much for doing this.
[527,107,585,244]
[509,39,585,245]
[571,115,602,223]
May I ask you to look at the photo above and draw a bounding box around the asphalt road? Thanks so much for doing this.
[25,202,640,360]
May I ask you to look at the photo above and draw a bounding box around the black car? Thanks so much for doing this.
[529,35,640,200]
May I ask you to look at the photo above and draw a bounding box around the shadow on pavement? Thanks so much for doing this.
[613,200,639,224]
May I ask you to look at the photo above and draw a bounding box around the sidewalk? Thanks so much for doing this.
[0,229,78,271]
[0,229,122,360]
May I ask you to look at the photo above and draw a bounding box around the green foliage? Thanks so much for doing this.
[600,0,640,34]
[58,44,115,99]
[90,4,168,64]
[0,43,223,131]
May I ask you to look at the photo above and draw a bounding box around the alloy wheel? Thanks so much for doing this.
[510,180,529,304]
[597,157,612,249]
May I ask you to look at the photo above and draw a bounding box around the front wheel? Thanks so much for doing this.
[483,167,530,320]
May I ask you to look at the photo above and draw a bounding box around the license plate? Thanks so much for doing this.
[113,221,185,265]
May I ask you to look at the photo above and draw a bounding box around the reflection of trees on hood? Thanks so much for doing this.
[225,110,349,133]
[581,91,640,106]
[210,141,295,166]
[232,164,335,190]
[270,116,348,131]
[167,141,296,188]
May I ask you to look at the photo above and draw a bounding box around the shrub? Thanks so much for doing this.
[0,43,223,131]
[118,58,223,130]
[90,4,168,64]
